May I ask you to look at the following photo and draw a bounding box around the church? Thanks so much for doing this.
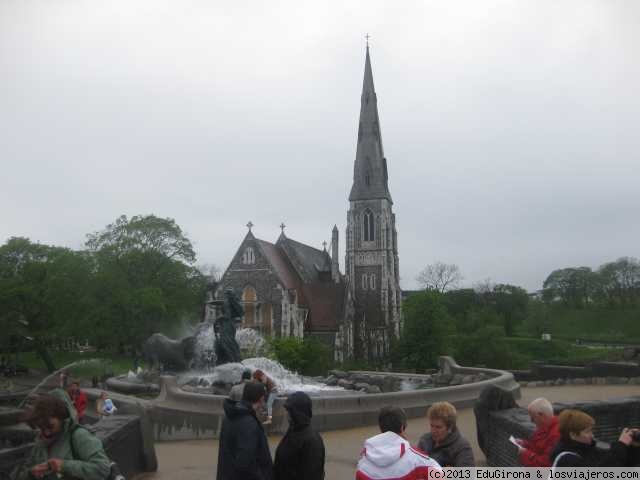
[214,46,402,361]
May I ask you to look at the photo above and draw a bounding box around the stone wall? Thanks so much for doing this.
[150,356,520,441]
[512,361,640,382]
[475,389,640,467]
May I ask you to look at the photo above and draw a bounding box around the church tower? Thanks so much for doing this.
[345,45,402,361]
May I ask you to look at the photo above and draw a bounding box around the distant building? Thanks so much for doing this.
[215,46,401,361]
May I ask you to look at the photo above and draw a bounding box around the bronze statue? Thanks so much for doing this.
[212,288,243,365]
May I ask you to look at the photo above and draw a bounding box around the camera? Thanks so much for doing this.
[632,430,640,442]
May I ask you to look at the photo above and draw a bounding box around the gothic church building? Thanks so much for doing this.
[215,47,401,361]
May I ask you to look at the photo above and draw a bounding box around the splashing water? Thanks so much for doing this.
[235,328,265,356]
[193,324,266,364]
[186,357,342,393]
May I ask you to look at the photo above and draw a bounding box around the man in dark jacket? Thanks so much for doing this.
[273,391,325,480]
[217,382,273,480]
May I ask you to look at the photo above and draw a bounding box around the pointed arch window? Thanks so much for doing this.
[242,247,255,265]
[242,285,257,326]
[363,210,375,242]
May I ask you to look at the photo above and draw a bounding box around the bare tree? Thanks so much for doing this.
[416,262,463,293]
[198,263,221,282]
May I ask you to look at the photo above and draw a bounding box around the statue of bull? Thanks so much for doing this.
[142,333,197,372]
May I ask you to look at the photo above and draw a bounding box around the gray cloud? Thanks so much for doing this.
[1,0,639,291]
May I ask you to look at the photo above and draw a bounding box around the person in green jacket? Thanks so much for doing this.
[17,389,111,480]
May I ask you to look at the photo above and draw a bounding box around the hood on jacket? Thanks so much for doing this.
[550,438,596,461]
[284,391,312,428]
[48,388,79,425]
[362,431,410,468]
[223,397,256,420]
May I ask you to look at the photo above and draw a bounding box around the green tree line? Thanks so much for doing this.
[0,215,207,372]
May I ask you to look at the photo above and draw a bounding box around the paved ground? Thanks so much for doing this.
[134,385,640,479]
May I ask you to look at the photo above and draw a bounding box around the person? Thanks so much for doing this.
[417,401,474,467]
[230,369,252,401]
[550,409,635,468]
[514,397,560,467]
[17,390,111,480]
[67,381,88,423]
[273,391,325,480]
[97,391,117,417]
[253,369,277,425]
[217,382,273,480]
[356,406,441,480]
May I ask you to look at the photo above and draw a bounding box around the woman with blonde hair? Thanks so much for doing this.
[550,409,635,467]
[417,401,474,467]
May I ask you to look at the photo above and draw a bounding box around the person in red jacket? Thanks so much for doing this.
[67,381,88,423]
[516,397,560,467]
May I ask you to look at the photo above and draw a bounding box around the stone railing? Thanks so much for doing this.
[474,386,640,467]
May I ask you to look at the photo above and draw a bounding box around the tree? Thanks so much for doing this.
[481,284,529,336]
[392,290,455,371]
[597,257,640,307]
[542,267,598,308]
[86,215,206,352]
[86,214,196,264]
[416,262,463,293]
[0,238,93,371]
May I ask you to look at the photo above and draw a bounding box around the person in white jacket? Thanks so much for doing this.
[356,406,441,480]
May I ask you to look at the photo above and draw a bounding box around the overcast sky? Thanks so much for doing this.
[1,1,639,292]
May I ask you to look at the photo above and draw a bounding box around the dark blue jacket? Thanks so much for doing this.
[217,398,272,480]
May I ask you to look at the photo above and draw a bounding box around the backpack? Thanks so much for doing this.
[69,424,125,480]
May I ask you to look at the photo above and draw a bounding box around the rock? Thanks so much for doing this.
[338,379,355,390]
[473,384,518,456]
[184,377,199,387]
[354,382,370,391]
[623,347,638,361]
[449,374,464,386]
[381,375,402,392]
[366,376,385,387]
[325,375,339,386]
[350,374,371,384]
[329,370,349,379]
[461,375,475,385]
[434,373,452,386]
[365,385,382,394]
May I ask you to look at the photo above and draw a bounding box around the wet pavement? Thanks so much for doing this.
[134,384,640,479]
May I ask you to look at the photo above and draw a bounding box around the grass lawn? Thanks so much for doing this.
[546,307,640,343]
[3,350,135,380]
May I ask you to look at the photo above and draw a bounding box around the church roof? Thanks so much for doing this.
[302,281,345,331]
[349,46,393,203]
[255,239,300,291]
[276,235,331,283]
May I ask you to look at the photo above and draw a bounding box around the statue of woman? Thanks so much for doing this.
[214,288,243,365]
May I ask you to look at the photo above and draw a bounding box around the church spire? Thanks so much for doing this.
[349,45,392,202]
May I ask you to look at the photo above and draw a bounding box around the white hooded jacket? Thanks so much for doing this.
[356,431,441,480]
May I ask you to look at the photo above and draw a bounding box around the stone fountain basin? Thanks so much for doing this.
[97,356,520,441]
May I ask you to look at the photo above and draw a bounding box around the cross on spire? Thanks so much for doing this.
[365,33,371,48]
[322,241,327,251]
[246,221,253,232]
[280,222,286,233]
